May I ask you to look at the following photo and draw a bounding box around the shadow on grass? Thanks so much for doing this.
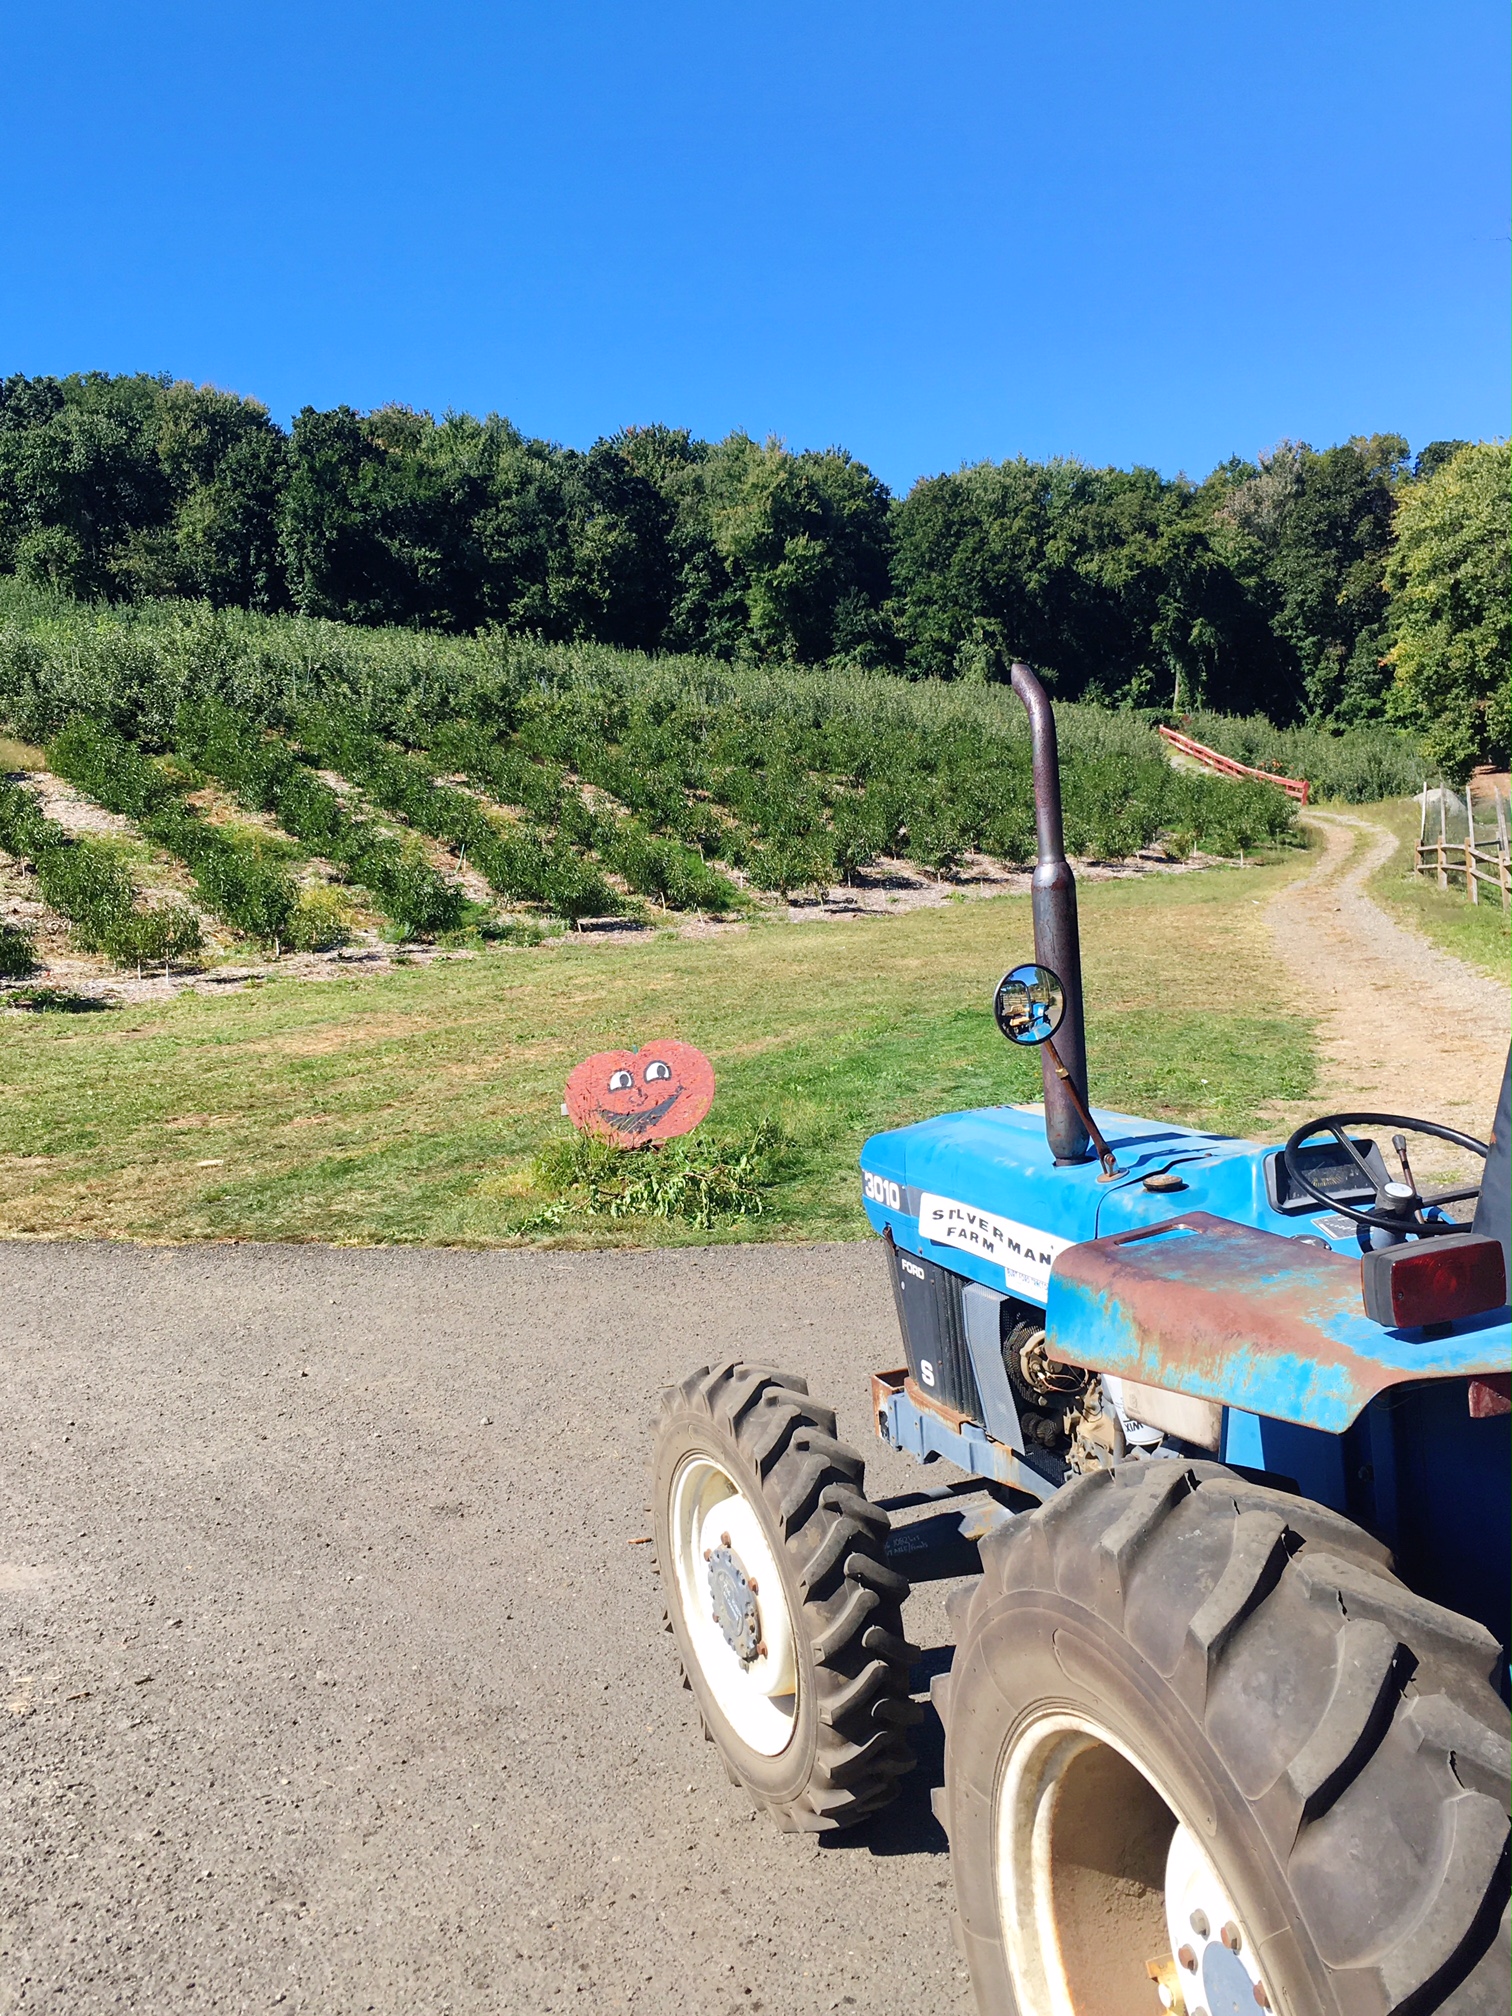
[3,985,115,1014]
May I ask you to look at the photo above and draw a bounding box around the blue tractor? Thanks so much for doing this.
[652,666,1510,2016]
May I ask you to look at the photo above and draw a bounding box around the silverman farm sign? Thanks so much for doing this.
[917,1192,1070,1300]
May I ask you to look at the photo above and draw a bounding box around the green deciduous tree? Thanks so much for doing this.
[890,457,1288,713]
[279,404,490,628]
[1206,434,1409,723]
[0,373,170,597]
[159,384,289,609]
[704,436,894,665]
[1384,440,1510,781]
[474,428,675,649]
[0,372,289,607]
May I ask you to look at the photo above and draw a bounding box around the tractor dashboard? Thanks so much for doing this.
[1264,1135,1390,1214]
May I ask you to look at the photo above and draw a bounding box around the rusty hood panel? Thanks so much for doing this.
[1045,1211,1512,1434]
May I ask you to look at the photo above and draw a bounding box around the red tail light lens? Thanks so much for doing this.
[1361,1233,1508,1329]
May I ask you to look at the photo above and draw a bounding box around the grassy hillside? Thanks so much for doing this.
[0,855,1313,1247]
[0,587,1302,963]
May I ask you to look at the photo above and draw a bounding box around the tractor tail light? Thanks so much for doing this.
[1361,1233,1508,1329]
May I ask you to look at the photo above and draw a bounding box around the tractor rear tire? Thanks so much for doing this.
[652,1359,921,1832]
[935,1459,1510,2016]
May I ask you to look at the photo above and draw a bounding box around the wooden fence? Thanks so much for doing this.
[1157,726,1310,803]
[1415,787,1511,912]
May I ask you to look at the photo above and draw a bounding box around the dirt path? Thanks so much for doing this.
[1266,809,1509,1147]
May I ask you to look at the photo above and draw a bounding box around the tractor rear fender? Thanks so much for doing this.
[1044,1209,1511,1435]
[1048,1211,1512,1644]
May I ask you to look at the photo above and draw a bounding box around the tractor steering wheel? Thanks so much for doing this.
[1282,1112,1489,1236]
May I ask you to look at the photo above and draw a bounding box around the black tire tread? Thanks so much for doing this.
[654,1359,919,1832]
[953,1460,1510,2015]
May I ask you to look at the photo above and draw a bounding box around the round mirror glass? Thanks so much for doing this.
[994,963,1066,1046]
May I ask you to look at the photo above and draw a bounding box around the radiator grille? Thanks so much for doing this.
[884,1238,983,1421]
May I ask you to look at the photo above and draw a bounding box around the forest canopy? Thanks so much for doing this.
[0,371,1503,770]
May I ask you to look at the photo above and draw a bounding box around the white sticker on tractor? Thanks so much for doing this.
[916,1192,1069,1298]
[1312,1211,1358,1240]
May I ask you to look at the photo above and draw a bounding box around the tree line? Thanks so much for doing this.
[0,371,1503,774]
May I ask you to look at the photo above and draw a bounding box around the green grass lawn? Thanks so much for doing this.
[0,857,1316,1248]
[1366,797,1510,983]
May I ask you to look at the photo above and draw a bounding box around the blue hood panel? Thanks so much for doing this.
[860,1105,1512,1424]
[860,1103,1321,1301]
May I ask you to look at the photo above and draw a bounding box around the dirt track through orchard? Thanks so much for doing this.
[1265,809,1508,1145]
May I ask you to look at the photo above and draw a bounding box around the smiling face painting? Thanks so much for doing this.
[563,1041,716,1146]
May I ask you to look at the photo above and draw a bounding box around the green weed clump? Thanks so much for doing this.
[3,983,112,1012]
[0,773,202,964]
[286,886,355,951]
[523,1120,792,1231]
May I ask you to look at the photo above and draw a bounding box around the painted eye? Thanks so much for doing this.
[607,1069,633,1091]
[644,1060,673,1082]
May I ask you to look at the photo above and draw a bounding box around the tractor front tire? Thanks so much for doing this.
[936,1459,1510,2016]
[652,1360,920,1832]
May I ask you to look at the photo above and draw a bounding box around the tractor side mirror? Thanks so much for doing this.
[994,963,1066,1047]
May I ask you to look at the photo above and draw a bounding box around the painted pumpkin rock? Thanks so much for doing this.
[564,1040,715,1147]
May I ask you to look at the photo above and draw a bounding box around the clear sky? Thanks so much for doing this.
[2,0,1506,492]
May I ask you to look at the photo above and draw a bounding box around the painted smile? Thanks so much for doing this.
[597,1088,683,1138]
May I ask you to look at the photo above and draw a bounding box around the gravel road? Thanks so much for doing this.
[0,1240,974,2016]
[1268,810,1510,1140]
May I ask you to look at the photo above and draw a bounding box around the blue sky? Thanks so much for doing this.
[2,0,1506,492]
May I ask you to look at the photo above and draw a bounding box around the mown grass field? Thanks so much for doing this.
[0,852,1315,1247]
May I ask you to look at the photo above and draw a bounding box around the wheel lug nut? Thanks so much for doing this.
[748,1578,759,1594]
[756,1641,767,1658]
[703,1548,712,1561]
[1189,1909,1210,1939]
[1177,1945,1198,1973]
[1253,1984,1271,2009]
[720,1531,731,1547]
[1222,1922,1242,1954]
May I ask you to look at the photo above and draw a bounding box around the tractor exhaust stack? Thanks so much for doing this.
[1009,662,1093,1164]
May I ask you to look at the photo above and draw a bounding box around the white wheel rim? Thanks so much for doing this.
[994,1708,1270,2016]
[668,1453,800,1757]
